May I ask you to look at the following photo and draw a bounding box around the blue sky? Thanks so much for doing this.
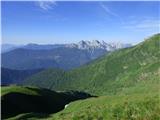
[2,1,160,44]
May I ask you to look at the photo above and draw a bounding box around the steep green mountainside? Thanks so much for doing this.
[1,86,92,119]
[24,34,160,95]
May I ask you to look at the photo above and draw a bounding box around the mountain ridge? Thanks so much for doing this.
[23,34,160,95]
[2,40,132,52]
[2,40,131,70]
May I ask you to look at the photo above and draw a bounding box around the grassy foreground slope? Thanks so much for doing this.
[25,34,160,95]
[1,86,92,119]
[7,87,160,120]
[52,95,159,120]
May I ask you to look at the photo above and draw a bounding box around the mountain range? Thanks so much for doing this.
[23,34,160,95]
[2,40,131,52]
[2,40,131,70]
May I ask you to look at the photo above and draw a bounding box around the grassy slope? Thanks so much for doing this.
[52,95,159,120]
[1,86,40,96]
[1,86,92,119]
[8,90,160,120]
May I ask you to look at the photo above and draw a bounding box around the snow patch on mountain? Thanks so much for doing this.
[66,40,132,51]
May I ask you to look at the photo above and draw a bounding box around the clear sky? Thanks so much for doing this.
[2,1,160,45]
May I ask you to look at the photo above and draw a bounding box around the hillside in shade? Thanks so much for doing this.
[1,86,93,119]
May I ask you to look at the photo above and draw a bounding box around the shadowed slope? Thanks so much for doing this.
[1,86,93,119]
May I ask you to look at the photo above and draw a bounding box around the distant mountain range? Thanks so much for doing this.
[1,40,132,70]
[1,43,65,53]
[2,40,131,52]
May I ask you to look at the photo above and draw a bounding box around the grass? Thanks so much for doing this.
[52,94,159,120]
[1,85,40,96]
